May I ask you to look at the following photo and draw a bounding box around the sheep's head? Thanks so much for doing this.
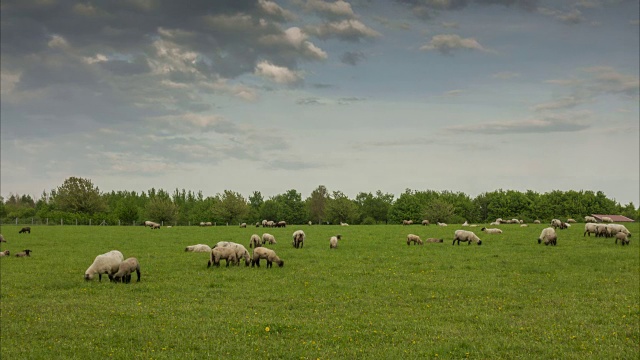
[84,273,94,281]
[477,240,482,245]
[537,238,542,244]
[277,260,284,267]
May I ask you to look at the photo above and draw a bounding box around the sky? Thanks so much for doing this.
[1,0,639,206]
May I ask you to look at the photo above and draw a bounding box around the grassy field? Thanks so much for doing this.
[1,223,638,359]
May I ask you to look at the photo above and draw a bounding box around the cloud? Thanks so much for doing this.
[306,19,381,42]
[492,71,521,80]
[303,0,355,19]
[395,0,539,20]
[444,89,464,96]
[296,97,327,105]
[254,61,303,85]
[444,114,591,134]
[341,51,366,65]
[537,7,585,24]
[420,34,489,54]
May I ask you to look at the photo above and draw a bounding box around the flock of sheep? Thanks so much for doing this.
[0,230,33,257]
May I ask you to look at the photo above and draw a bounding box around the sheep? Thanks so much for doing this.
[0,234,5,242]
[607,224,632,238]
[276,221,287,228]
[462,221,469,226]
[184,244,212,253]
[595,223,609,237]
[425,238,444,243]
[567,219,576,223]
[255,222,261,227]
[151,222,161,229]
[208,247,238,267]
[251,247,283,268]
[340,222,349,226]
[112,257,141,283]
[205,222,212,226]
[602,217,613,223]
[520,224,528,227]
[437,222,448,227]
[249,234,262,248]
[0,250,10,256]
[550,219,563,229]
[481,227,502,234]
[533,220,541,224]
[583,223,598,237]
[266,220,275,227]
[308,221,312,226]
[421,220,430,226]
[292,230,306,249]
[402,220,413,225]
[213,242,251,266]
[615,232,630,246]
[199,222,206,226]
[240,223,247,228]
[84,250,124,281]
[452,230,482,245]
[406,234,423,245]
[584,216,597,223]
[262,233,277,245]
[18,227,31,234]
[262,220,268,227]
[538,227,557,246]
[330,235,342,249]
[489,221,500,226]
[15,249,32,257]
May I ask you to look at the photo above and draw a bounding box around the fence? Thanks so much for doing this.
[0,218,224,227]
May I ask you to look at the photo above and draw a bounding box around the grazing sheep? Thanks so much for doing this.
[185,244,212,253]
[520,224,528,227]
[84,250,124,281]
[607,224,632,238]
[481,227,502,234]
[199,222,206,226]
[262,233,277,245]
[251,247,284,268]
[276,221,287,228]
[421,220,430,226]
[15,249,32,257]
[208,247,238,267]
[113,257,141,283]
[340,222,349,226]
[144,221,155,227]
[0,250,10,257]
[489,221,500,226]
[425,238,444,243]
[602,217,613,223]
[151,222,161,229]
[213,242,251,266]
[266,220,275,228]
[462,221,469,226]
[538,227,557,246]
[255,222,261,227]
[0,234,5,242]
[583,223,598,237]
[584,216,597,223]
[240,223,247,228]
[18,227,31,234]
[205,222,212,226]
[330,235,342,249]
[262,220,268,227]
[595,224,609,237]
[437,222,448,227]
[533,220,541,224]
[452,230,482,245]
[550,219,563,229]
[402,220,413,225]
[406,234,423,245]
[567,219,576,223]
[249,234,262,248]
[292,230,306,249]
[615,232,630,246]
[308,221,312,226]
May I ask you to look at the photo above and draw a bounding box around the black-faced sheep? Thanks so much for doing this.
[262,233,277,245]
[240,223,247,228]
[550,219,563,229]
[481,227,502,234]
[276,221,287,228]
[330,235,341,249]
[0,250,10,256]
[213,242,251,266]
[615,232,630,246]
[421,220,430,226]
[18,227,31,234]
[84,250,124,281]
[184,244,212,252]
[601,217,613,223]
[208,247,238,267]
[251,247,283,268]
[538,227,557,246]
[249,234,262,248]
[262,220,268,227]
[607,224,632,238]
[406,234,423,245]
[292,230,305,249]
[402,220,413,225]
[15,249,32,257]
[595,223,609,237]
[452,230,482,245]
[113,257,141,283]
[533,220,541,224]
[425,238,444,243]
[583,223,598,237]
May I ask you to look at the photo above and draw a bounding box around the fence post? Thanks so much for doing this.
[118,220,121,226]
[15,218,18,225]
[61,218,63,226]
[161,221,164,226]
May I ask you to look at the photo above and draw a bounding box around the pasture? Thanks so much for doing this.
[1,223,638,359]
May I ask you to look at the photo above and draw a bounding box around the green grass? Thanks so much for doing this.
[1,223,638,359]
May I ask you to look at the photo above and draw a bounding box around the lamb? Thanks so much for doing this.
[240,223,247,228]
[208,246,238,267]
[84,250,124,281]
[425,238,444,243]
[249,234,262,248]
[251,247,284,268]
[437,222,448,227]
[607,224,632,238]
[292,230,306,249]
[462,221,469,226]
[584,216,597,223]
[18,227,31,234]
[0,250,10,256]
[601,217,613,223]
[406,234,423,245]
[330,235,342,249]
[15,249,32,257]
[538,227,557,246]
[452,230,482,245]
[262,233,277,245]
[481,227,502,234]
[583,223,598,237]
[550,219,563,229]
[615,232,630,246]
[402,220,413,225]
[567,219,576,223]
[184,244,212,253]
[533,220,541,224]
[213,241,251,266]
[112,257,141,283]
[340,222,349,226]
[0,234,5,242]
[421,220,430,226]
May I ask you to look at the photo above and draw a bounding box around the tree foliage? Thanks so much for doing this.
[52,177,106,215]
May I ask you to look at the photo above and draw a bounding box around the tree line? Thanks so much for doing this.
[1,177,638,226]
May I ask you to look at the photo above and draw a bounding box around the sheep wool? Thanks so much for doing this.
[214,242,251,266]
[538,227,557,246]
[208,247,238,268]
[453,230,482,245]
[249,234,262,248]
[262,233,277,245]
[481,227,503,234]
[113,257,141,283]
[251,247,283,268]
[615,232,630,246]
[329,235,340,249]
[84,250,124,282]
[406,234,423,245]
[292,230,306,249]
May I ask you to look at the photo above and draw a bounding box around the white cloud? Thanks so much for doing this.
[306,19,381,41]
[492,71,521,80]
[445,113,591,134]
[304,0,355,19]
[420,34,488,54]
[254,61,303,84]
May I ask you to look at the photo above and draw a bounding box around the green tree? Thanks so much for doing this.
[423,199,455,224]
[388,189,422,224]
[273,189,306,224]
[52,177,106,215]
[213,190,249,224]
[325,191,359,224]
[145,197,178,224]
[307,185,329,224]
[355,190,394,224]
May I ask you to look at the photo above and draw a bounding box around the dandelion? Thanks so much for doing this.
[265,326,270,332]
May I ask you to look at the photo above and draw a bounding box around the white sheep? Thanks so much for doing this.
[84,250,124,282]
[437,222,448,227]
[340,222,349,226]
[262,233,277,245]
[550,219,563,229]
[615,232,630,246]
[406,234,423,245]
[583,223,598,237]
[538,227,557,246]
[251,247,284,268]
[595,223,609,237]
[240,223,247,228]
[489,221,500,226]
[213,242,251,266]
[249,234,262,248]
[567,219,576,223]
[607,224,632,238]
[584,216,597,223]
[292,230,306,249]
[462,221,469,226]
[533,220,541,224]
[113,257,141,283]
[330,235,342,249]
[208,247,238,267]
[0,250,10,256]
[481,227,502,234]
[520,224,528,227]
[0,234,5,242]
[421,220,430,226]
[601,217,613,223]
[185,244,212,253]
[15,249,32,257]
[452,230,482,245]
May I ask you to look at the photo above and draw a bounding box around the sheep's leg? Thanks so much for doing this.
[267,260,272,268]
[98,273,102,282]
[136,269,141,282]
